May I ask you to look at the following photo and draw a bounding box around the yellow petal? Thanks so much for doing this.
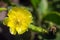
[16,26,27,34]
[9,28,16,35]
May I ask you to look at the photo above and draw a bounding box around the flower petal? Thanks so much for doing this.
[9,27,16,35]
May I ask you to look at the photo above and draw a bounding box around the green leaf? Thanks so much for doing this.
[0,8,7,12]
[43,12,60,25]
[38,0,48,14]
[40,0,48,13]
[37,0,48,24]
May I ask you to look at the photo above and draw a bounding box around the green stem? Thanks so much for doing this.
[29,24,48,33]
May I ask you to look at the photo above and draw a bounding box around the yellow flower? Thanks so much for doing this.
[3,7,33,35]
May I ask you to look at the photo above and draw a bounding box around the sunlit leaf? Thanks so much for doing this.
[37,0,48,23]
[40,0,48,14]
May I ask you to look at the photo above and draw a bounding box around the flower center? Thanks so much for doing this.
[15,19,21,26]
